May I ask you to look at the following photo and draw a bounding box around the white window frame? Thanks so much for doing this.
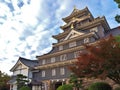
[84,38,89,43]
[69,41,76,48]
[59,45,63,50]
[42,70,45,77]
[60,54,67,61]
[60,38,64,42]
[51,57,55,63]
[74,51,81,58]
[42,59,46,65]
[52,69,56,76]
[60,67,65,75]
[90,27,98,32]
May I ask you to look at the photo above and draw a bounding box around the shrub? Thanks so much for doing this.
[57,84,73,90]
[19,86,31,90]
[114,86,120,90]
[88,82,112,90]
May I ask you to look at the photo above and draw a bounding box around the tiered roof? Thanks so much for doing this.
[36,7,110,59]
[62,7,93,23]
[52,7,110,40]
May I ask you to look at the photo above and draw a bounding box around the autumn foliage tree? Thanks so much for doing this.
[69,35,120,84]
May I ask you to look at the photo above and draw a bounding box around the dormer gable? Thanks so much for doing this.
[10,57,38,72]
[64,29,85,40]
[10,59,28,72]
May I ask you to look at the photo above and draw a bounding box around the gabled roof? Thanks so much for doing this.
[64,29,84,40]
[19,57,38,67]
[10,57,39,72]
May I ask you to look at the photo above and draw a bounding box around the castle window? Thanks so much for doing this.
[60,38,64,42]
[51,57,55,63]
[60,54,67,61]
[74,51,81,58]
[42,70,45,77]
[90,27,98,32]
[59,45,63,50]
[60,67,65,75]
[52,69,56,76]
[42,60,46,65]
[84,38,89,43]
[69,41,76,48]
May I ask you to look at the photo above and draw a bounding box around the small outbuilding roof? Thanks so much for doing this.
[10,57,39,72]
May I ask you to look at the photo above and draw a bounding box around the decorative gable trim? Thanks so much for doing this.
[10,57,28,72]
[10,60,28,72]
[64,30,84,40]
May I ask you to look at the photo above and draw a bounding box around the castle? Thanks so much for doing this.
[8,7,120,90]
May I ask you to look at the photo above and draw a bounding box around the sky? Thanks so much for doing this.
[0,0,120,75]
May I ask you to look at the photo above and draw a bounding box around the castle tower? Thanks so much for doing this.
[32,7,110,90]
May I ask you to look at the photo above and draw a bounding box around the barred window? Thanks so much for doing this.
[60,67,65,75]
[59,45,63,50]
[51,57,55,63]
[42,59,46,65]
[42,70,45,77]
[84,38,89,43]
[69,41,76,48]
[60,54,67,61]
[74,51,81,58]
[52,69,56,76]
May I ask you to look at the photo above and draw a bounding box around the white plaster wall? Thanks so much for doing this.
[12,83,17,90]
[97,25,105,38]
[13,62,29,76]
[13,70,20,76]
[21,64,28,76]
[12,63,29,90]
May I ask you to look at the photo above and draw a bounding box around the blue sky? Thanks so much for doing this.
[0,0,119,75]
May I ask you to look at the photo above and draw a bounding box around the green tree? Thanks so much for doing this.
[57,84,73,90]
[115,35,120,42]
[0,71,10,90]
[16,74,29,90]
[114,0,120,23]
[19,86,31,90]
[69,73,83,90]
[88,82,112,90]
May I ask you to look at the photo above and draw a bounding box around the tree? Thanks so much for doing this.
[69,35,120,84]
[57,84,73,90]
[69,73,83,90]
[114,0,120,23]
[19,86,31,90]
[88,82,112,90]
[0,71,10,90]
[16,74,29,90]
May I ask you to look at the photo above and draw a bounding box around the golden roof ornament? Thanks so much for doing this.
[74,5,76,10]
